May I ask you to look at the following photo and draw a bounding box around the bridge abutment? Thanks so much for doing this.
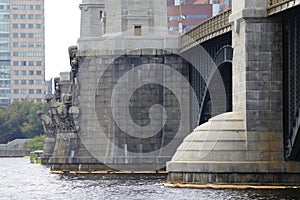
[167,0,300,185]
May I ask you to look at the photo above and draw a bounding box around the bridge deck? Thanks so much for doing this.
[268,0,300,15]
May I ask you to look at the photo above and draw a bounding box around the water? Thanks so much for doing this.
[0,158,300,200]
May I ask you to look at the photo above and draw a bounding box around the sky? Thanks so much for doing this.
[44,0,82,80]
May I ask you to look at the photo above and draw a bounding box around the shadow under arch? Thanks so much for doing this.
[198,45,233,125]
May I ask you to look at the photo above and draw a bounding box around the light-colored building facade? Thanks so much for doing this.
[0,0,45,106]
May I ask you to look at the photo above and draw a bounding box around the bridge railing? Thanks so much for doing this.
[180,9,231,52]
[268,0,300,15]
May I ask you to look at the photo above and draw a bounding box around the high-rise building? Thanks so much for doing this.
[0,0,45,106]
[167,0,212,32]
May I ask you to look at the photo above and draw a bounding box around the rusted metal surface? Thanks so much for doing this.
[180,9,232,52]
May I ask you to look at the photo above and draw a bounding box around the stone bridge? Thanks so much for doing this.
[167,0,300,185]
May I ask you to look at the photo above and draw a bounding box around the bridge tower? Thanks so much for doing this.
[167,0,300,185]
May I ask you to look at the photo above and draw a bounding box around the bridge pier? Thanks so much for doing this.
[167,0,300,185]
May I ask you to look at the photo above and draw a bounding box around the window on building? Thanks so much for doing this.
[19,5,26,10]
[20,14,26,19]
[28,24,33,29]
[29,70,34,75]
[21,70,26,75]
[13,61,18,66]
[36,98,42,103]
[14,80,19,85]
[29,80,34,85]
[29,89,34,94]
[28,14,34,19]
[13,89,19,94]
[29,61,34,66]
[13,70,18,75]
[13,42,18,47]
[36,52,42,57]
[21,80,26,85]
[0,24,9,32]
[21,61,26,66]
[12,24,18,28]
[35,5,41,10]
[28,33,34,38]
[36,80,42,85]
[35,43,42,47]
[21,42,26,47]
[134,26,141,36]
[21,89,26,94]
[36,24,41,29]
[28,5,34,10]
[12,14,18,19]
[13,52,18,56]
[12,5,18,10]
[28,52,34,57]
[36,71,42,75]
[34,33,41,38]
[20,24,26,29]
[13,33,18,38]
[36,61,42,66]
[21,33,26,38]
[36,89,42,94]
[20,52,26,57]
[28,43,34,47]
[35,14,41,19]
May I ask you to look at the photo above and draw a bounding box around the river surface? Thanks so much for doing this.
[0,158,300,200]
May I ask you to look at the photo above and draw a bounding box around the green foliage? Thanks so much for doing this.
[0,101,48,144]
[23,135,45,151]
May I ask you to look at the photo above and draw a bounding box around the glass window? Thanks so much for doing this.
[35,43,42,47]
[28,24,33,29]
[36,89,42,94]
[13,70,18,75]
[28,5,34,10]
[29,80,34,85]
[36,71,42,75]
[21,80,26,85]
[36,80,42,85]
[21,70,26,75]
[0,24,9,32]
[21,61,26,66]
[21,42,26,47]
[28,43,34,47]
[13,61,18,66]
[29,61,34,66]
[28,14,34,19]
[28,33,34,38]
[13,42,18,47]
[13,89,19,94]
[29,89,34,94]
[36,24,41,29]
[34,33,41,38]
[36,98,42,103]
[35,5,41,10]
[12,24,18,28]
[20,24,26,29]
[36,61,42,66]
[13,52,18,56]
[20,14,26,19]
[21,33,26,38]
[28,52,34,57]
[20,52,26,57]
[21,89,26,94]
[14,80,19,85]
[35,15,41,19]
[36,52,42,57]
[13,33,18,38]
[29,70,34,75]
[12,5,18,10]
[19,5,26,10]
[12,14,18,19]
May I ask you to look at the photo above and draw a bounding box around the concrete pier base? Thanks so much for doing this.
[167,112,300,185]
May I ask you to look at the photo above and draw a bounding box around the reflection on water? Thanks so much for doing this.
[0,158,299,200]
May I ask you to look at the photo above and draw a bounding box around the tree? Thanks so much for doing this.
[23,135,45,151]
[0,101,48,144]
